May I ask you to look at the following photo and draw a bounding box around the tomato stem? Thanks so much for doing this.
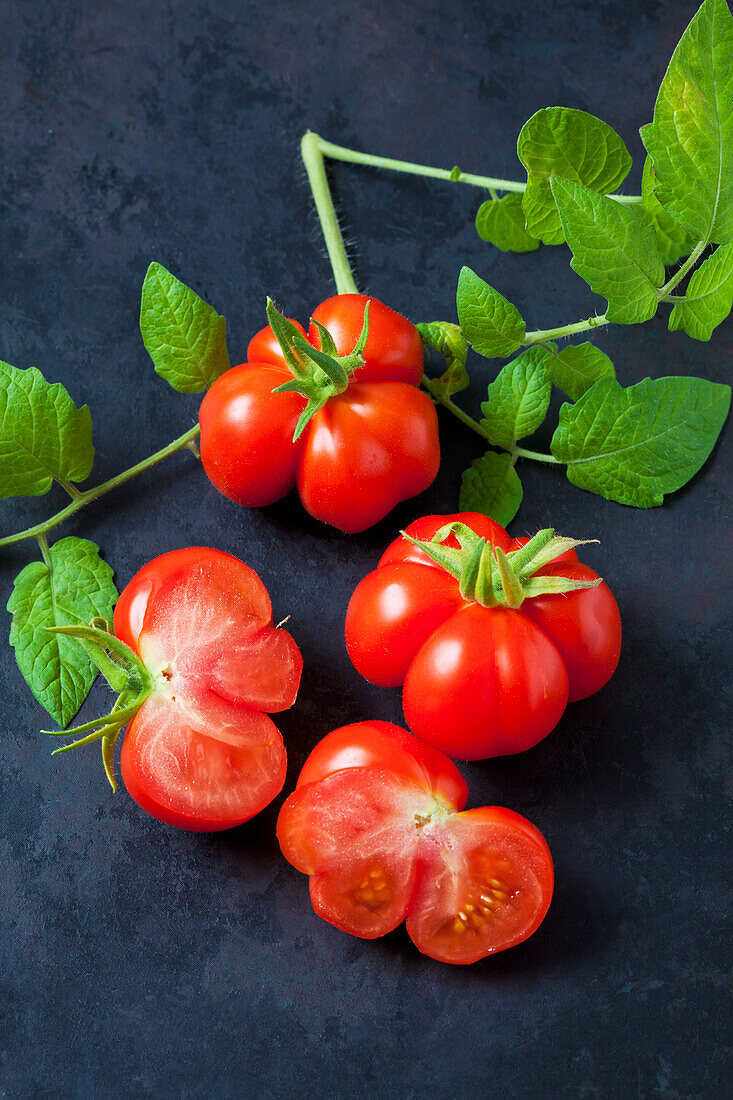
[301,131,360,295]
[521,314,609,345]
[310,134,643,205]
[656,238,708,299]
[0,423,201,549]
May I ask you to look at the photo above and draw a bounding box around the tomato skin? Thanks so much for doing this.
[247,318,306,369]
[199,295,439,531]
[113,547,302,831]
[403,603,569,759]
[345,562,463,687]
[309,294,424,386]
[277,722,553,963]
[296,721,468,811]
[345,512,621,760]
[199,364,306,507]
[297,383,440,533]
[520,562,621,702]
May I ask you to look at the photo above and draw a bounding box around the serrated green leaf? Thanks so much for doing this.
[480,346,551,449]
[640,0,733,245]
[0,361,94,498]
[551,179,665,324]
[459,452,523,527]
[140,262,231,393]
[550,376,731,507]
[541,341,616,402]
[640,157,695,265]
[668,241,733,340]
[7,537,118,726]
[517,107,633,246]
[475,193,540,253]
[456,267,525,358]
[416,321,469,396]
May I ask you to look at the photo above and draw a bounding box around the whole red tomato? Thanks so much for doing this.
[199,294,440,533]
[112,547,302,830]
[277,721,554,965]
[345,514,621,760]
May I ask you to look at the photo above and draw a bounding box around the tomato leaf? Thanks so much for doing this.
[456,267,526,358]
[475,193,540,253]
[517,107,633,246]
[640,157,695,266]
[140,262,231,393]
[0,361,94,499]
[668,242,733,340]
[550,376,731,506]
[480,346,551,449]
[459,452,523,527]
[640,0,733,246]
[7,537,118,727]
[416,321,470,396]
[540,341,616,402]
[551,179,665,324]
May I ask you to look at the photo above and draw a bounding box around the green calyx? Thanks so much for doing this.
[41,618,153,791]
[402,523,602,608]
[267,297,371,440]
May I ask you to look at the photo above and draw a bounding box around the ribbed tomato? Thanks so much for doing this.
[199,294,439,533]
[345,514,621,759]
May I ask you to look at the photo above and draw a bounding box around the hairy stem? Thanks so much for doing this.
[311,133,643,205]
[0,424,201,549]
[522,313,609,345]
[657,239,708,300]
[301,132,359,295]
[421,375,558,464]
[421,375,491,441]
[512,445,560,464]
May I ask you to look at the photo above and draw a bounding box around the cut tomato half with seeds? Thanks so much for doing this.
[277,722,553,964]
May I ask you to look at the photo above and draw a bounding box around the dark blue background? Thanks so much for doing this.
[1,1,730,1096]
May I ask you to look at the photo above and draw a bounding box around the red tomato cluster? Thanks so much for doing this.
[199,294,440,532]
[67,294,623,965]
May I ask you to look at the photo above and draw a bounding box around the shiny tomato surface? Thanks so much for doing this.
[199,294,439,533]
[278,722,554,964]
[345,514,621,759]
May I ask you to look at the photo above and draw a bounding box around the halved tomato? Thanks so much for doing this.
[277,722,553,964]
[114,547,302,831]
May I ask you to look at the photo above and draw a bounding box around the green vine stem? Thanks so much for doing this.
[0,423,201,549]
[310,133,644,204]
[299,134,565,470]
[420,375,558,464]
[301,132,359,295]
[522,313,609,345]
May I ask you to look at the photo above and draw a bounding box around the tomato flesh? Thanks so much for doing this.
[277,723,553,963]
[114,548,302,830]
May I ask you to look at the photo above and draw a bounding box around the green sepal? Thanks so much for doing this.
[266,298,309,378]
[400,523,602,608]
[41,621,154,790]
[266,299,370,440]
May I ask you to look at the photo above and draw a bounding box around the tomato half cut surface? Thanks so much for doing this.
[277,722,553,964]
[113,547,303,831]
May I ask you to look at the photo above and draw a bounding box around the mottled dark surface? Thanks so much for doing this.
[0,1,730,1096]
